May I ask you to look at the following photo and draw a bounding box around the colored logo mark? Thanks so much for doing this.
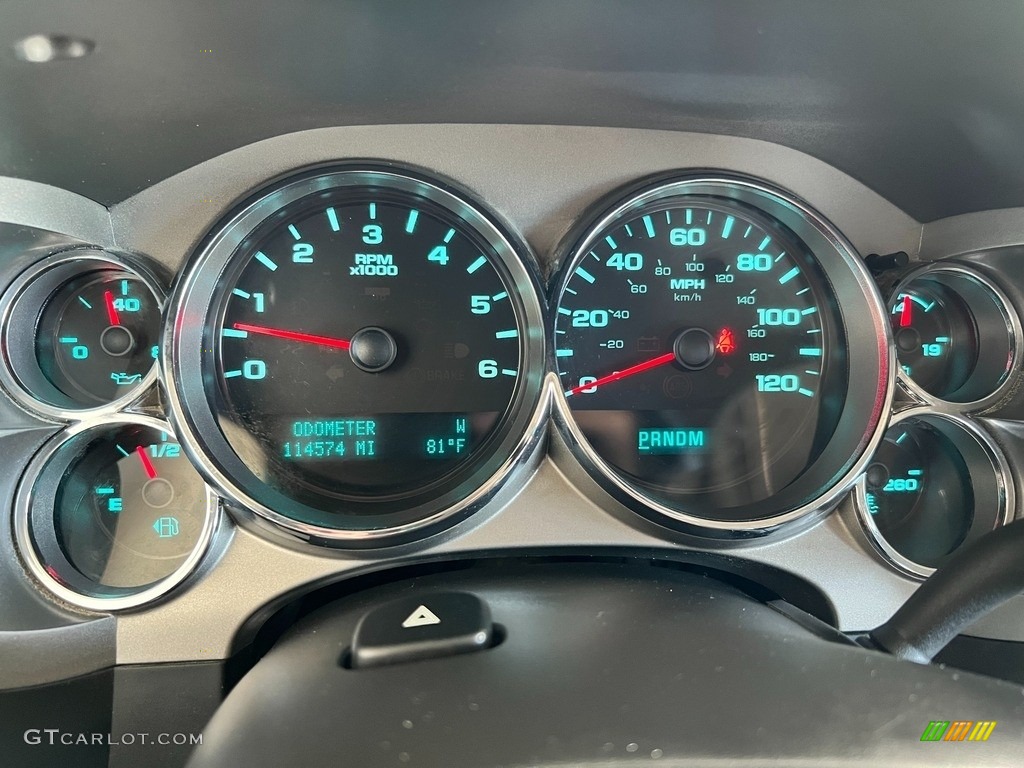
[152,516,180,538]
[920,721,997,742]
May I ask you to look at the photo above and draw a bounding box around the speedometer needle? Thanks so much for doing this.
[232,323,351,350]
[566,351,676,397]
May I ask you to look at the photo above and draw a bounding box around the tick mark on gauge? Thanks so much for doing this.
[443,228,456,243]
[799,348,822,356]
[801,307,817,315]
[557,307,572,315]
[624,224,633,237]
[643,215,656,238]
[576,267,596,283]
[222,328,248,338]
[326,207,341,232]
[774,252,787,263]
[254,251,278,271]
[368,202,377,220]
[223,369,242,378]
[492,291,508,301]
[501,369,517,377]
[404,209,418,233]
[722,216,734,239]
[288,224,301,241]
[556,349,574,357]
[758,236,772,250]
[495,329,518,339]
[78,296,92,309]
[116,444,131,458]
[779,267,800,285]
[798,388,814,397]
[605,235,618,249]
[466,256,486,274]
[232,288,251,299]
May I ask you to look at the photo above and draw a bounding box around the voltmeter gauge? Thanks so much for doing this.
[14,416,218,610]
[855,409,1012,578]
[0,250,164,419]
[890,266,1018,410]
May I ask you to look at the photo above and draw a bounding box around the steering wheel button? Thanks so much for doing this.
[349,592,492,669]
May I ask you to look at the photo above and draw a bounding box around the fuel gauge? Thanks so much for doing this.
[14,416,218,610]
[890,266,1018,409]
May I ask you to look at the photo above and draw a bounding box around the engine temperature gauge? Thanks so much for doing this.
[856,410,1011,578]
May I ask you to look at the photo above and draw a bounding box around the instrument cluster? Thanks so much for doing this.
[1,159,1021,613]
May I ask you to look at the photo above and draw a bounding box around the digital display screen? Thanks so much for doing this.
[277,414,472,462]
[637,428,708,454]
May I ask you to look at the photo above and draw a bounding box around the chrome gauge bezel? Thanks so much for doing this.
[163,166,548,547]
[549,174,894,539]
[853,406,1013,580]
[890,264,1021,413]
[13,414,221,612]
[0,248,165,421]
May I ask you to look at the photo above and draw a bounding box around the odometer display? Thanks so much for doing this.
[553,179,878,528]
[168,170,545,538]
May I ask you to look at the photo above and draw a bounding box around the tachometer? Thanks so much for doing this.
[166,168,545,543]
[552,176,892,534]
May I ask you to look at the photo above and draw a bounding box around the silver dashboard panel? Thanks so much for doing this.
[2,125,1023,670]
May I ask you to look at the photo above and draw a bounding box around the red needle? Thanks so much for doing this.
[104,290,121,326]
[232,323,351,350]
[566,351,677,397]
[136,446,158,479]
[899,295,912,328]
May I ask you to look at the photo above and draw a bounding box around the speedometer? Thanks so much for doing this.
[166,168,545,544]
[552,176,892,535]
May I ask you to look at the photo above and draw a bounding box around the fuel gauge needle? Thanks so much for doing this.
[136,446,158,479]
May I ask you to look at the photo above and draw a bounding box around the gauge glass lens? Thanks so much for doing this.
[864,420,973,568]
[51,425,208,589]
[554,197,848,521]
[205,185,528,526]
[36,272,160,405]
[891,284,977,397]
[891,269,1014,405]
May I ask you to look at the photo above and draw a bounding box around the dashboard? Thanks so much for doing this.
[4,122,1024,685]
[6,2,1024,759]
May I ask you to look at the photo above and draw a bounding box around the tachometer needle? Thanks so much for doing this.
[136,446,158,479]
[232,323,351,350]
[899,295,912,327]
[104,290,121,326]
[566,351,676,397]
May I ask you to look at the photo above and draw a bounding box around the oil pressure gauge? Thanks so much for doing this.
[0,249,164,419]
